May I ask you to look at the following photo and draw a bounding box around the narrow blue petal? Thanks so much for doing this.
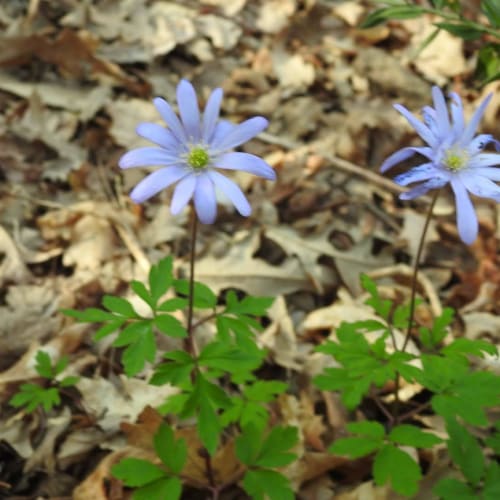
[471,167,500,181]
[203,88,223,143]
[422,106,439,136]
[119,147,179,169]
[380,146,434,173]
[460,93,493,146]
[394,104,438,148]
[129,166,188,203]
[170,174,197,215]
[153,97,187,144]
[212,117,268,151]
[208,170,251,216]
[449,92,464,139]
[461,173,500,201]
[468,153,500,168]
[210,120,236,147]
[177,79,201,142]
[450,179,478,244]
[467,134,494,155]
[214,152,276,180]
[431,86,451,138]
[393,163,440,186]
[194,173,217,224]
[399,178,448,200]
[136,123,180,151]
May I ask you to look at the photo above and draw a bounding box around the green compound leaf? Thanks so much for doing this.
[242,469,294,500]
[154,314,187,338]
[111,458,165,487]
[132,477,182,500]
[59,375,80,387]
[445,418,485,487]
[360,274,392,320]
[330,420,385,458]
[61,307,115,323]
[483,461,500,499]
[224,291,274,316]
[122,328,156,376]
[198,341,263,376]
[419,307,454,349]
[157,298,188,312]
[389,424,443,448]
[360,5,425,29]
[174,279,217,309]
[150,350,195,387]
[93,319,126,341]
[113,320,153,347]
[35,351,54,378]
[102,295,139,318]
[153,423,187,475]
[433,477,477,500]
[347,420,385,439]
[441,337,498,360]
[10,384,61,413]
[149,256,174,306]
[244,381,288,402]
[131,280,153,309]
[236,425,298,468]
[373,444,421,497]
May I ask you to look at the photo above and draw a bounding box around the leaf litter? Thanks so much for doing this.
[0,0,498,498]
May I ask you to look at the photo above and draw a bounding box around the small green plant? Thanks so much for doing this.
[10,350,79,413]
[314,275,500,497]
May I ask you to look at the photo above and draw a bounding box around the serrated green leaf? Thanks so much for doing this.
[150,351,195,387]
[198,395,220,456]
[330,436,382,459]
[113,320,152,347]
[157,298,188,312]
[61,307,115,323]
[483,461,500,499]
[133,477,181,500]
[149,257,174,306]
[442,337,498,359]
[244,381,288,402]
[131,280,153,309]
[360,5,425,29]
[446,418,485,487]
[389,424,442,448]
[433,477,477,499]
[154,314,187,338]
[373,444,421,497]
[10,383,61,413]
[360,274,392,319]
[59,375,79,387]
[111,458,165,487]
[224,294,274,316]
[347,420,385,439]
[54,356,69,376]
[102,295,138,318]
[93,319,126,341]
[122,329,156,376]
[235,424,262,465]
[35,351,54,378]
[157,393,190,416]
[153,423,187,475]
[174,279,217,309]
[242,469,294,500]
[255,426,298,468]
[198,341,262,375]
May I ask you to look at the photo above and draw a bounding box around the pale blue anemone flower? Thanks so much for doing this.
[381,86,500,244]
[119,79,276,224]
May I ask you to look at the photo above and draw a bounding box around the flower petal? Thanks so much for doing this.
[399,178,447,200]
[119,147,180,169]
[431,86,451,138]
[449,92,464,139]
[380,146,434,173]
[136,123,180,151]
[450,178,478,244]
[393,163,443,186]
[193,173,217,224]
[471,167,500,181]
[170,173,197,214]
[177,79,201,141]
[212,116,268,150]
[467,134,494,155]
[460,93,492,146]
[203,88,223,143]
[214,152,276,180]
[394,104,438,148]
[210,120,236,147]
[207,170,251,216]
[153,97,187,144]
[129,166,188,203]
[461,173,500,201]
[468,153,500,168]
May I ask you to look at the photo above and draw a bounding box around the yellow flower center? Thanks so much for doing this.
[443,148,469,172]
[187,147,209,169]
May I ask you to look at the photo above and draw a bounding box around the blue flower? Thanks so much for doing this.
[381,86,500,244]
[119,79,276,224]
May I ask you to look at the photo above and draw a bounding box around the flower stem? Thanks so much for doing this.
[185,209,198,356]
[401,189,440,352]
[393,189,440,424]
